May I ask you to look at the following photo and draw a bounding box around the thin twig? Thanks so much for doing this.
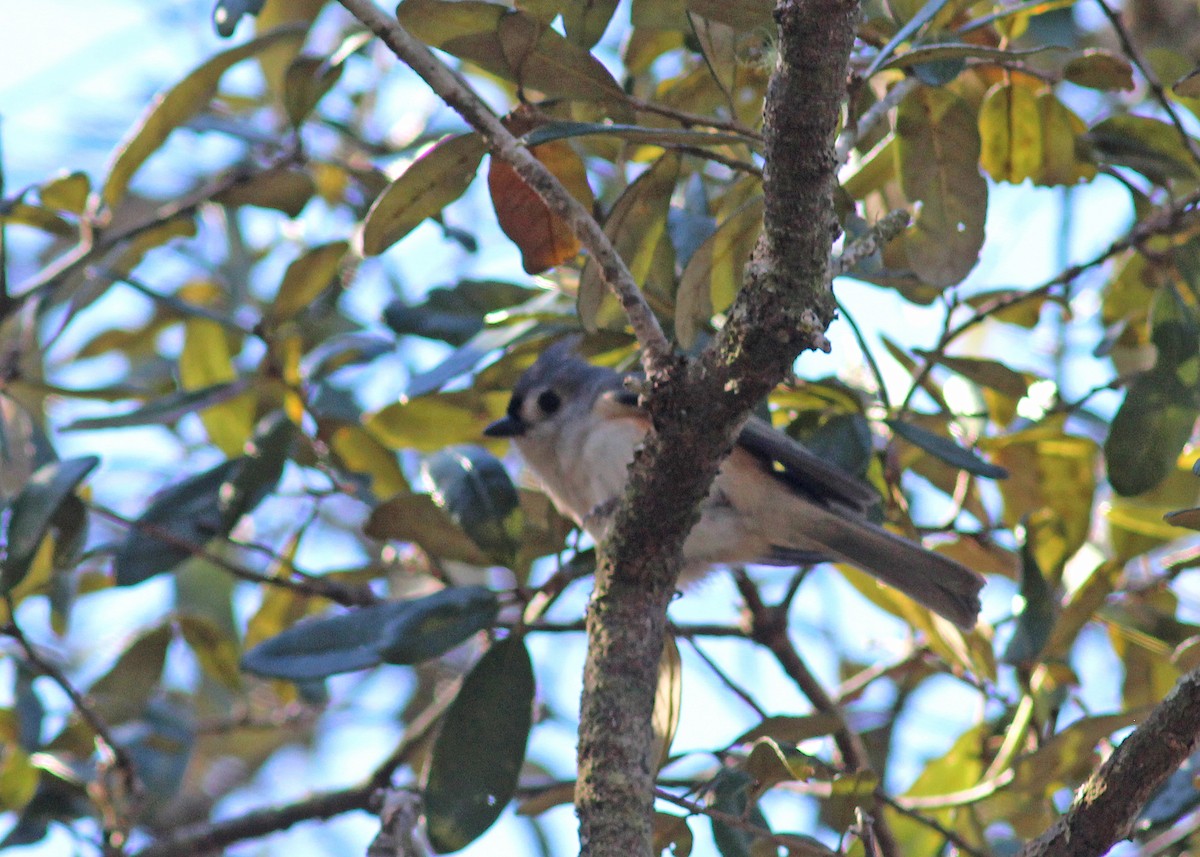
[335,0,671,370]
[2,610,142,847]
[1094,0,1200,170]
[684,636,769,719]
[835,76,917,166]
[653,788,838,857]
[91,504,377,607]
[875,790,990,857]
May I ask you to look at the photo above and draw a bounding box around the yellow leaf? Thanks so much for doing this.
[270,241,348,321]
[180,318,256,455]
[103,26,306,208]
[359,134,487,256]
[979,81,1043,184]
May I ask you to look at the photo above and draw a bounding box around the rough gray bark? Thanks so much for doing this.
[575,1,862,855]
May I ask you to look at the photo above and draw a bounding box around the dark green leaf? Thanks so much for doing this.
[887,420,1009,479]
[708,769,771,857]
[240,601,398,680]
[1105,371,1197,496]
[383,280,540,346]
[218,412,293,530]
[1085,116,1200,185]
[374,586,499,664]
[112,460,241,586]
[522,120,750,149]
[1001,538,1056,666]
[421,446,520,564]
[3,457,99,594]
[87,625,172,724]
[425,636,534,853]
[212,0,266,37]
[61,381,252,431]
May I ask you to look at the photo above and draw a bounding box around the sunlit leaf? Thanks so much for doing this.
[562,0,619,47]
[424,636,534,852]
[365,493,491,565]
[650,636,682,772]
[179,317,255,456]
[38,171,91,215]
[102,26,306,207]
[1085,115,1200,185]
[979,80,1043,184]
[578,152,679,330]
[269,240,348,321]
[359,133,487,256]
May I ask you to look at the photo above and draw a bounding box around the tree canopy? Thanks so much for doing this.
[1,0,1200,856]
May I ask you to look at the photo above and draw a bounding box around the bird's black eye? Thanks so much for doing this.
[537,389,561,415]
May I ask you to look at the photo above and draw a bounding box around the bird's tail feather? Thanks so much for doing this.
[781,504,985,630]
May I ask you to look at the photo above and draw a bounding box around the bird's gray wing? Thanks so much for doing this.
[736,417,878,516]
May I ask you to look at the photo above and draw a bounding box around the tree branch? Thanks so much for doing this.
[333,0,671,370]
[1019,666,1200,857]
[575,1,861,855]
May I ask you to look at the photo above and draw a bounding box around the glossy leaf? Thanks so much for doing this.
[360,134,487,256]
[102,26,306,207]
[522,120,749,149]
[218,412,292,530]
[366,391,509,453]
[269,241,348,321]
[113,460,241,586]
[887,419,1008,479]
[895,85,988,287]
[384,280,539,346]
[241,600,401,680]
[421,445,520,564]
[2,457,98,594]
[374,586,499,664]
[424,636,534,853]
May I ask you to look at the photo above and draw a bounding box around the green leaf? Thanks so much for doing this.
[365,493,491,566]
[282,31,373,126]
[218,412,292,530]
[732,714,842,746]
[113,460,241,586]
[102,25,307,207]
[61,381,253,431]
[979,81,1043,184]
[650,636,682,772]
[708,769,771,857]
[366,391,508,453]
[213,0,267,37]
[2,457,99,594]
[887,419,1009,479]
[374,586,500,664]
[895,85,988,288]
[421,446,520,564]
[562,0,619,48]
[397,0,628,114]
[686,0,772,31]
[675,195,763,348]
[38,171,91,214]
[269,241,348,321]
[213,164,316,216]
[424,636,535,853]
[522,120,750,149]
[240,589,497,680]
[578,152,680,330]
[358,133,487,256]
[1105,371,1197,496]
[1063,49,1135,91]
[87,625,172,725]
[405,322,536,398]
[1001,539,1056,666]
[1085,115,1200,185]
[383,280,540,346]
[915,351,1031,399]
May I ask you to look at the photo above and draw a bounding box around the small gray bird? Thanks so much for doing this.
[484,343,985,629]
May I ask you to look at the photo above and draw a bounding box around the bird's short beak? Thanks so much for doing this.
[484,415,525,438]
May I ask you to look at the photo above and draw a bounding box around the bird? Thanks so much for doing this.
[484,341,985,629]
